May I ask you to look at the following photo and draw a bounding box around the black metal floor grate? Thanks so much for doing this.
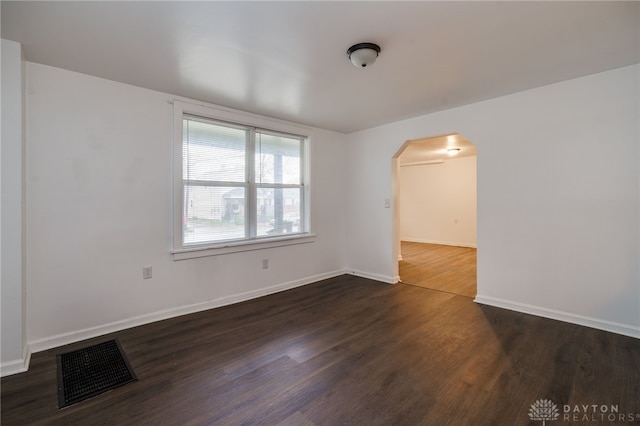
[56,339,137,408]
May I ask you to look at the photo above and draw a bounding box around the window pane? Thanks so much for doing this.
[257,187,302,237]
[183,185,246,245]
[184,118,246,182]
[255,132,301,185]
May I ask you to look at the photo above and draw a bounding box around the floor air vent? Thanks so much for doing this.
[56,339,137,408]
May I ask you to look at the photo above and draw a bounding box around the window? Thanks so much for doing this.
[173,101,313,258]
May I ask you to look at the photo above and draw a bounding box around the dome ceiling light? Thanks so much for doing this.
[347,43,381,68]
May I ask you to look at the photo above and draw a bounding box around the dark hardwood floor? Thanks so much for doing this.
[399,241,477,297]
[2,274,639,425]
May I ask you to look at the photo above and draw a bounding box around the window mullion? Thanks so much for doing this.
[255,183,302,189]
[246,128,257,238]
[299,140,305,232]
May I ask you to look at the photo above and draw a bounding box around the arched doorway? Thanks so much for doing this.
[391,133,477,297]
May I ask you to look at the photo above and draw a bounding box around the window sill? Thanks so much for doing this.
[171,234,316,260]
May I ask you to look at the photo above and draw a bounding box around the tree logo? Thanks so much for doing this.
[529,399,560,425]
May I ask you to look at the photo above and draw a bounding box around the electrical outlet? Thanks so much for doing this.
[143,266,152,279]
[262,259,269,269]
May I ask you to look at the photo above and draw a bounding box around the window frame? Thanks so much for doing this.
[172,100,315,260]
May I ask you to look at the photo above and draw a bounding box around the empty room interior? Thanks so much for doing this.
[1,2,639,425]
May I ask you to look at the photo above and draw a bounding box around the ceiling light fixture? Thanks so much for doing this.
[347,43,381,68]
[447,148,461,156]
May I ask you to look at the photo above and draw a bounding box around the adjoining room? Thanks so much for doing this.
[396,134,477,297]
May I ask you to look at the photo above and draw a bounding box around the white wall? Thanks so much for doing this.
[399,156,476,247]
[346,65,640,337]
[1,39,28,375]
[25,63,347,351]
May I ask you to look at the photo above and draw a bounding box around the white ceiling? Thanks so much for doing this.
[2,1,639,134]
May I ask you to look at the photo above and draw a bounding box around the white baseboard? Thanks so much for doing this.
[347,269,397,284]
[401,238,477,248]
[1,345,31,377]
[474,294,640,339]
[27,269,348,356]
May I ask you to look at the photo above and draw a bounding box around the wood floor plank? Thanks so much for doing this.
[2,274,639,425]
[399,241,477,297]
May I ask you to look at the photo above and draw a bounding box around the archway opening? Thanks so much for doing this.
[392,133,477,297]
